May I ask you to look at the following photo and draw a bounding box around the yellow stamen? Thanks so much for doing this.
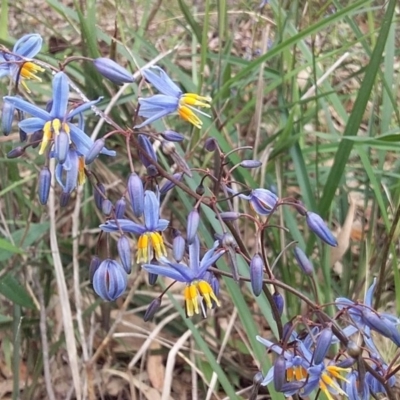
[20,62,44,81]
[39,121,53,155]
[180,93,211,108]
[326,366,350,382]
[137,234,149,263]
[197,280,220,309]
[136,232,166,263]
[295,366,307,380]
[319,380,335,400]
[184,284,199,317]
[78,157,86,185]
[178,105,202,129]
[321,372,347,396]
[287,367,294,381]
[150,232,167,260]
[52,118,61,135]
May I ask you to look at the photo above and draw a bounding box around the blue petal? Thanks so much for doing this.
[100,219,147,235]
[142,66,182,97]
[13,34,43,58]
[18,117,46,133]
[139,94,178,112]
[143,190,160,231]
[198,250,225,279]
[156,219,169,231]
[4,96,50,120]
[365,278,376,307]
[68,97,103,119]
[93,259,127,301]
[50,72,69,118]
[142,263,193,282]
[188,235,200,274]
[134,108,171,129]
[64,150,79,193]
[55,162,65,191]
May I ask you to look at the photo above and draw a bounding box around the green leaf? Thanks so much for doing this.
[0,275,35,309]
[0,239,24,255]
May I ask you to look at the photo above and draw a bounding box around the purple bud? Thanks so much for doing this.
[127,173,144,217]
[159,173,183,195]
[173,234,185,262]
[337,357,356,368]
[2,101,15,136]
[161,130,184,142]
[38,167,52,205]
[94,183,106,211]
[86,138,105,165]
[210,275,220,298]
[313,328,333,364]
[204,137,217,152]
[186,209,200,244]
[117,235,132,274]
[250,254,264,296]
[249,189,278,215]
[240,160,262,169]
[146,165,158,177]
[93,58,134,84]
[138,134,157,169]
[7,146,25,159]
[31,130,43,148]
[143,297,162,322]
[60,191,70,207]
[148,272,158,286]
[92,259,128,301]
[282,321,293,343]
[293,247,313,275]
[281,382,305,393]
[361,309,393,340]
[102,199,113,216]
[273,356,286,391]
[19,128,27,142]
[196,184,205,196]
[89,256,102,284]
[272,291,284,316]
[115,197,126,219]
[219,211,240,221]
[306,212,337,247]
[54,131,69,164]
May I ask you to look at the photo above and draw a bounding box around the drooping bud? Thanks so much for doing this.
[346,341,362,358]
[115,197,126,219]
[337,357,356,368]
[31,130,43,148]
[313,328,333,364]
[159,173,183,195]
[138,134,157,168]
[148,272,158,286]
[86,138,105,165]
[92,259,128,301]
[161,140,192,177]
[127,173,144,217]
[19,128,27,142]
[2,101,15,136]
[291,199,307,216]
[186,208,200,244]
[143,297,162,322]
[273,355,286,391]
[173,232,185,262]
[7,146,25,159]
[54,130,69,164]
[117,235,132,274]
[89,256,102,284]
[219,211,241,221]
[306,212,337,247]
[293,246,313,275]
[38,167,51,205]
[240,160,262,169]
[282,321,294,343]
[204,137,217,152]
[272,291,284,316]
[250,253,264,296]
[102,199,113,216]
[93,58,134,84]
[249,188,278,215]
[161,130,184,142]
[94,183,106,211]
[60,191,70,207]
[196,184,205,196]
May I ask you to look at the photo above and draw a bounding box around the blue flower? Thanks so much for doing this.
[142,235,225,317]
[100,190,169,263]
[55,149,86,195]
[135,66,211,129]
[0,34,44,91]
[4,71,115,160]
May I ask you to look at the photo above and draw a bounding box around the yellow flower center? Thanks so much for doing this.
[313,366,349,400]
[287,366,307,381]
[18,61,44,92]
[178,93,211,129]
[184,280,220,317]
[40,119,70,155]
[137,232,167,264]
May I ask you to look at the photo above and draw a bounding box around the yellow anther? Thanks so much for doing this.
[180,93,211,108]
[137,234,149,263]
[184,284,199,317]
[178,105,202,129]
[39,120,53,155]
[197,280,220,309]
[150,232,167,259]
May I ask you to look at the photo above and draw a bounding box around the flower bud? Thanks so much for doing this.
[173,233,185,262]
[138,134,157,169]
[219,211,240,221]
[115,197,126,219]
[60,191,71,207]
[159,173,183,195]
[196,184,205,196]
[282,321,294,343]
[102,199,113,216]
[92,259,128,301]
[94,183,106,211]
[89,256,102,284]
[19,128,27,142]
[2,101,15,136]
[293,246,313,275]
[38,167,51,205]
[86,138,105,165]
[161,130,184,142]
[249,189,278,215]
[337,357,356,368]
[54,130,69,164]
[204,137,217,152]
[273,355,286,391]
[117,235,132,274]
[128,173,144,217]
[31,130,43,148]
[148,272,158,286]
[306,212,337,247]
[346,341,361,358]
[240,160,262,169]
[93,58,134,84]
[143,297,162,322]
[7,146,25,159]
[186,208,200,244]
[272,291,284,316]
[250,253,264,297]
[313,328,333,364]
